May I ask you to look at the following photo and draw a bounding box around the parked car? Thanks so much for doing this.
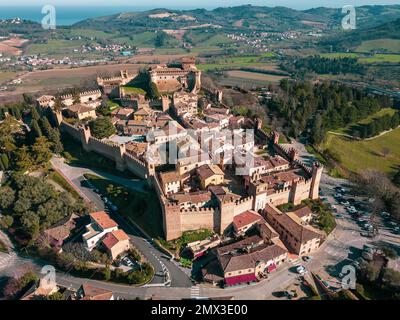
[341,200,350,206]
[302,256,313,262]
[296,266,306,274]
[336,214,344,219]
[360,232,374,238]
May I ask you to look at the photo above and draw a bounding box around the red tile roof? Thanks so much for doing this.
[102,229,130,250]
[225,273,257,286]
[233,210,264,230]
[90,211,118,230]
[80,284,113,300]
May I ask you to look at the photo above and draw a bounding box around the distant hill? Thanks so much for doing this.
[73,4,400,33]
[319,18,400,52]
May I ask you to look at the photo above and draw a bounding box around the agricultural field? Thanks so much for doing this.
[356,39,400,53]
[319,52,400,64]
[0,71,19,85]
[226,70,288,83]
[321,127,400,176]
[24,39,86,56]
[198,52,277,71]
[359,53,400,64]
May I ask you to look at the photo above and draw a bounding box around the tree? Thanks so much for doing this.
[155,31,167,47]
[30,119,42,139]
[72,92,81,105]
[53,96,65,112]
[47,128,64,154]
[90,117,116,139]
[14,145,33,172]
[0,186,15,209]
[31,136,52,166]
[30,107,40,121]
[148,82,160,99]
[102,265,111,281]
[0,215,13,228]
[47,292,66,300]
[20,211,40,239]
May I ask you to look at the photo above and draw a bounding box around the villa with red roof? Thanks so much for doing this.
[102,229,130,260]
[82,211,119,251]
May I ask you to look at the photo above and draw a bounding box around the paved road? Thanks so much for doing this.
[50,156,192,288]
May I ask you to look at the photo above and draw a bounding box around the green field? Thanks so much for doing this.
[320,52,360,59]
[199,53,277,71]
[321,127,400,175]
[25,39,86,55]
[0,71,18,84]
[359,53,400,64]
[356,39,400,53]
[319,52,400,64]
[332,108,398,135]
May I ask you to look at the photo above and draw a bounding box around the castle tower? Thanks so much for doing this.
[216,199,235,234]
[309,162,323,200]
[53,110,63,127]
[163,202,182,241]
[272,131,280,145]
[216,90,223,103]
[289,148,299,161]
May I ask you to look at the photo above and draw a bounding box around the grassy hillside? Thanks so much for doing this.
[321,128,400,176]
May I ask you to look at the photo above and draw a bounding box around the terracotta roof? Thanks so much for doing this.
[79,284,113,300]
[67,103,93,114]
[102,229,130,250]
[218,242,287,273]
[170,191,212,204]
[197,164,224,181]
[90,211,118,230]
[44,213,79,242]
[233,210,264,231]
[160,170,181,185]
[292,206,313,219]
[264,205,321,243]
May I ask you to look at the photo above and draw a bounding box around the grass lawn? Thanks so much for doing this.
[47,169,82,200]
[356,39,400,53]
[83,174,164,238]
[321,127,400,175]
[121,86,147,95]
[158,229,214,257]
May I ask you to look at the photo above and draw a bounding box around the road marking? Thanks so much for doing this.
[190,286,200,298]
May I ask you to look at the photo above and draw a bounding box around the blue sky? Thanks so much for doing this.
[3,1,400,10]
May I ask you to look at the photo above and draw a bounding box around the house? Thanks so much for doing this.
[133,107,155,121]
[197,164,224,189]
[74,284,114,300]
[232,210,264,236]
[101,229,130,260]
[36,95,55,108]
[43,213,81,250]
[111,107,135,120]
[291,206,313,224]
[159,170,181,195]
[264,205,322,256]
[64,103,97,120]
[205,114,231,129]
[20,279,58,300]
[83,211,119,251]
[186,234,221,259]
[202,232,288,287]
